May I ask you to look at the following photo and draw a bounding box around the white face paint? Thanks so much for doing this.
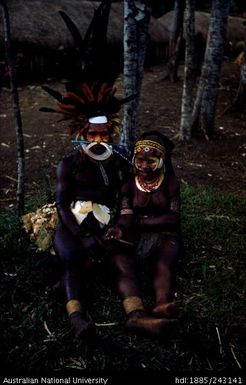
[88,116,108,124]
[134,153,163,173]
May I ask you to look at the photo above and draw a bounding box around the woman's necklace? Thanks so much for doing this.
[135,174,164,192]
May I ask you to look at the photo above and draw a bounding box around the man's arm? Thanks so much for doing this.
[56,158,81,237]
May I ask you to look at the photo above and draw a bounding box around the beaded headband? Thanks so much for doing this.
[134,140,166,157]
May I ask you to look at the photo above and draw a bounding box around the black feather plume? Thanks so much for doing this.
[39,107,61,113]
[59,1,117,85]
[42,86,63,102]
[119,94,137,105]
[59,11,86,70]
[84,0,111,51]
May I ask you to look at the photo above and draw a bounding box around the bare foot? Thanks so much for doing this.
[152,301,182,319]
[126,310,178,338]
[70,311,95,338]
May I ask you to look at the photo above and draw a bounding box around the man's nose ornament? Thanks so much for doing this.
[81,141,113,161]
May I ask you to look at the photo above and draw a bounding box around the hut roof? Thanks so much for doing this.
[0,0,169,49]
[0,2,245,50]
[161,11,246,44]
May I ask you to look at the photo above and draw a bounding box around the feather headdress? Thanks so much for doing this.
[40,82,135,137]
[40,0,134,138]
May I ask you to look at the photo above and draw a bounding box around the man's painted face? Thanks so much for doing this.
[85,123,110,143]
[83,123,112,159]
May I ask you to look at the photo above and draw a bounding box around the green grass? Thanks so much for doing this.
[182,187,245,323]
[0,185,245,374]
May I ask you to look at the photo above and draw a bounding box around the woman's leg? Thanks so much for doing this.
[112,252,177,337]
[152,235,181,318]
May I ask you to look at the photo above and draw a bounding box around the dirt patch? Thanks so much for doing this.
[0,61,245,209]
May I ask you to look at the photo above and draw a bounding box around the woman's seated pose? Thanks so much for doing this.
[105,131,182,338]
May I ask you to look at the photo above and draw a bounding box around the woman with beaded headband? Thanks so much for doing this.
[105,131,182,338]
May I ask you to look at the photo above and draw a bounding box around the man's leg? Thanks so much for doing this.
[54,223,94,338]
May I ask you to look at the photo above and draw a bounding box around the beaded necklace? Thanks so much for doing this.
[135,174,164,193]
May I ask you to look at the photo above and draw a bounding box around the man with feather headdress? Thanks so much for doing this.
[39,1,133,338]
[53,83,133,337]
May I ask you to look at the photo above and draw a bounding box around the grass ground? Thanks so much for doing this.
[0,185,245,376]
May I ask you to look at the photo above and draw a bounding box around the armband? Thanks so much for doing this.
[122,196,132,209]
[120,208,134,215]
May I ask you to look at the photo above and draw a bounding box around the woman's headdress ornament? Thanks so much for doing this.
[136,131,175,155]
[134,139,166,158]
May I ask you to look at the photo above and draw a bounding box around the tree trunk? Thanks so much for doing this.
[0,0,25,214]
[121,0,151,150]
[180,0,196,141]
[166,0,185,82]
[192,0,230,139]
[232,42,246,111]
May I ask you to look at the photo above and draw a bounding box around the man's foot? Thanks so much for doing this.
[152,301,182,319]
[70,311,95,339]
[125,310,178,338]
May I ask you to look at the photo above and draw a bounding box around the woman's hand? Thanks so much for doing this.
[104,227,123,240]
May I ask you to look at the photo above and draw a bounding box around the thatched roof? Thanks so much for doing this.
[0,1,245,50]
[0,0,169,49]
[161,11,246,44]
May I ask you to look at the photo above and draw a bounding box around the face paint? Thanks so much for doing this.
[85,123,110,143]
[134,153,161,173]
[81,123,112,160]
